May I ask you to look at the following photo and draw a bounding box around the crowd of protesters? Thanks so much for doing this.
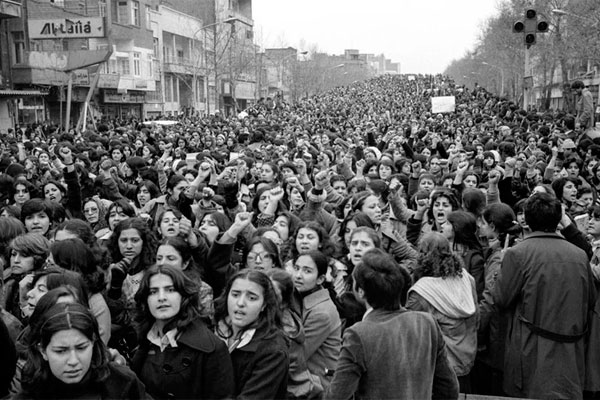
[0,73,599,399]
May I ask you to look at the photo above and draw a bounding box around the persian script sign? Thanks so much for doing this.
[29,18,105,39]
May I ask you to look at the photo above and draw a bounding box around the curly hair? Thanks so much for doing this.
[242,236,283,270]
[289,220,338,261]
[416,232,464,280]
[134,264,201,340]
[50,238,105,294]
[214,270,282,339]
[109,217,157,273]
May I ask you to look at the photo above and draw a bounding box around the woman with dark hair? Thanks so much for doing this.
[155,236,214,320]
[131,265,234,399]
[134,180,160,210]
[106,217,157,356]
[407,187,461,246]
[241,236,283,271]
[290,250,341,391]
[0,217,26,273]
[475,203,522,395]
[11,179,36,208]
[48,239,110,344]
[97,199,137,242]
[214,269,289,399]
[268,268,324,399]
[17,302,147,399]
[260,161,281,185]
[441,210,485,299]
[407,232,478,392]
[2,233,50,322]
[20,199,56,237]
[552,176,579,214]
[140,173,197,228]
[462,188,487,220]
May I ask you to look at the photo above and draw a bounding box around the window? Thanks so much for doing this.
[116,0,129,24]
[12,32,25,64]
[131,1,140,26]
[153,38,159,57]
[117,56,130,75]
[177,50,184,63]
[133,52,141,76]
[145,5,152,29]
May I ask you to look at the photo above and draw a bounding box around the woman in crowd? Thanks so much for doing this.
[17,302,147,399]
[131,264,233,399]
[407,232,478,392]
[214,270,289,399]
[441,210,485,299]
[407,187,461,246]
[290,250,341,391]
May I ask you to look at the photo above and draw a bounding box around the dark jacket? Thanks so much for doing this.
[325,309,459,400]
[15,362,147,399]
[131,318,234,399]
[229,326,289,399]
[492,232,596,399]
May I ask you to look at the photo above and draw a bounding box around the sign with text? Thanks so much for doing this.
[103,90,145,104]
[431,96,456,113]
[29,17,105,39]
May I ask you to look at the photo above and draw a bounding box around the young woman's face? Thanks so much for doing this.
[111,149,122,162]
[156,244,185,270]
[566,162,580,178]
[419,178,435,192]
[44,183,63,203]
[429,158,441,174]
[361,195,382,225]
[348,231,376,266]
[258,190,271,213]
[159,211,180,238]
[199,215,220,244]
[562,181,578,203]
[11,249,35,275]
[227,278,265,333]
[273,215,291,241]
[432,195,453,226]
[580,192,594,208]
[296,227,320,255]
[137,186,151,207]
[260,164,275,182]
[246,243,274,271]
[118,228,143,260]
[83,200,100,224]
[25,211,51,235]
[288,187,304,207]
[108,207,128,230]
[25,276,48,316]
[14,183,30,205]
[379,165,392,179]
[170,180,189,202]
[463,174,478,189]
[147,273,182,323]
[344,220,358,248]
[292,254,323,293]
[41,328,93,384]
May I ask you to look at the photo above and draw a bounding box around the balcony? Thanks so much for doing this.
[162,54,203,76]
[0,0,21,19]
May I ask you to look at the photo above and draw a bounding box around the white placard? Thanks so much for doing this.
[431,96,456,113]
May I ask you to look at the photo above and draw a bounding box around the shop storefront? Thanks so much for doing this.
[100,89,145,120]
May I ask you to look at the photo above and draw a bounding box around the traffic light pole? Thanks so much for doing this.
[524,46,531,109]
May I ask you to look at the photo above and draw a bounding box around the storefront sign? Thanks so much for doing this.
[29,18,105,39]
[73,69,89,85]
[98,74,120,88]
[103,90,145,104]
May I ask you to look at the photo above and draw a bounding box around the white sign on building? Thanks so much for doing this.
[29,18,105,39]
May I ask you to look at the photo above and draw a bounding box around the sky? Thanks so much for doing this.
[252,0,501,74]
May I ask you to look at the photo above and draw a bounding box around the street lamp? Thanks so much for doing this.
[482,61,505,96]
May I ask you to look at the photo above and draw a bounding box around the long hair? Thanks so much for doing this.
[109,217,157,270]
[426,188,461,222]
[50,238,105,294]
[21,303,109,396]
[134,264,201,340]
[134,180,160,208]
[158,236,194,267]
[31,267,90,307]
[481,203,522,247]
[416,232,464,280]
[214,270,282,339]
[446,211,482,251]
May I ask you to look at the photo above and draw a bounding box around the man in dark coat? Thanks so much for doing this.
[325,248,459,400]
[493,192,596,399]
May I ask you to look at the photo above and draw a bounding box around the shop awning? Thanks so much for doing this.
[0,89,48,96]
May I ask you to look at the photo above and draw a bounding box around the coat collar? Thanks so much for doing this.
[523,231,564,241]
[363,308,407,323]
[303,287,330,309]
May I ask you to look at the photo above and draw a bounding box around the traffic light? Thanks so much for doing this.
[513,9,549,47]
